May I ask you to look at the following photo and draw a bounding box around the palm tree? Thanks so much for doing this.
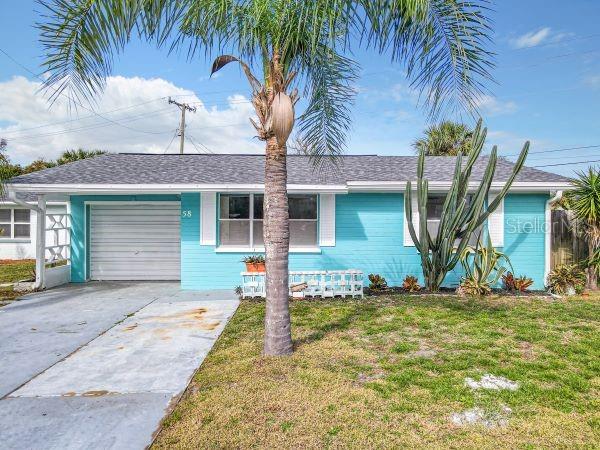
[567,167,600,290]
[413,121,473,156]
[38,0,493,356]
[56,149,106,165]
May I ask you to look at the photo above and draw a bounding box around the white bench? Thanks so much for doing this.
[241,270,364,299]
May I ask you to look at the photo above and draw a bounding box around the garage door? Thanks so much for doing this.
[90,203,181,280]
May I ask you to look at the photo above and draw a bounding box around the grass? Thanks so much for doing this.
[0,259,34,303]
[154,294,600,449]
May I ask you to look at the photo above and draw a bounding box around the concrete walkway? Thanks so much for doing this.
[0,282,238,450]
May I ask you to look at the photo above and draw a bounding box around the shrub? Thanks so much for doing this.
[402,275,421,292]
[546,264,586,295]
[502,272,533,292]
[368,274,387,291]
[513,276,534,292]
[502,272,516,291]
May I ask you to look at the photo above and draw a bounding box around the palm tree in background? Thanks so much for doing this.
[38,0,493,356]
[413,121,473,156]
[56,149,106,165]
[567,167,600,290]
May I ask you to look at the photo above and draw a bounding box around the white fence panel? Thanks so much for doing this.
[241,270,363,299]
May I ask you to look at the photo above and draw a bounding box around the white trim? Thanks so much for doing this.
[215,246,321,254]
[347,181,572,192]
[488,193,504,247]
[200,192,217,245]
[6,181,569,196]
[403,194,419,246]
[7,183,348,194]
[83,200,180,205]
[319,193,336,246]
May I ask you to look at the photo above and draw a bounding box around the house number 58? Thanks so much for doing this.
[182,210,192,218]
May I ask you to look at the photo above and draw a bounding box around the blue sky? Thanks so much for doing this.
[0,0,599,177]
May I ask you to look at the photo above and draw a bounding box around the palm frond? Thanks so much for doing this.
[296,44,358,167]
[37,0,184,106]
[363,0,494,118]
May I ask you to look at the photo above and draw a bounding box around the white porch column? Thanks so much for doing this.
[35,195,46,290]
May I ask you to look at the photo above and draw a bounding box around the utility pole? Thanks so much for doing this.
[168,97,197,154]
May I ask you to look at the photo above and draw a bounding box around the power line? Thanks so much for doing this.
[0,46,171,136]
[186,134,215,154]
[526,151,600,161]
[7,107,174,141]
[162,130,179,154]
[503,144,600,157]
[533,159,600,168]
[1,97,168,136]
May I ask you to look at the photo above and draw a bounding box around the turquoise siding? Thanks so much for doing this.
[182,192,422,289]
[181,192,548,290]
[70,195,180,282]
[69,192,548,290]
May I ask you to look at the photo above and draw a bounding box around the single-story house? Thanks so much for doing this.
[4,153,571,290]
[0,193,67,260]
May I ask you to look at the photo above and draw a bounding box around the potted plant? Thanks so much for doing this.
[242,255,266,272]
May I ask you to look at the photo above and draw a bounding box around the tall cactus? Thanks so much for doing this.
[405,120,529,291]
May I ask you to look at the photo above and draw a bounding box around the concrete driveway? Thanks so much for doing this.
[0,282,239,450]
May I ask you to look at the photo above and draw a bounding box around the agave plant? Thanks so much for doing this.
[457,233,513,296]
[405,120,528,291]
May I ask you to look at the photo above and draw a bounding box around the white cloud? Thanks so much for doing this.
[474,95,517,116]
[390,83,419,104]
[584,74,600,89]
[0,75,262,164]
[510,27,552,48]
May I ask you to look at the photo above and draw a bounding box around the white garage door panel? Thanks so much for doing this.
[90,204,181,280]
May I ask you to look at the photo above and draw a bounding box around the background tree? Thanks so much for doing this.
[56,148,107,165]
[413,121,473,156]
[567,167,600,290]
[38,0,494,356]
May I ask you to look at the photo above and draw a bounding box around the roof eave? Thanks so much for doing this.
[6,180,572,195]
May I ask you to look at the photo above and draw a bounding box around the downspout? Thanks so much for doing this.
[6,186,46,290]
[545,190,563,284]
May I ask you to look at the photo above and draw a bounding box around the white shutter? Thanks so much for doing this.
[488,193,504,247]
[319,194,336,246]
[200,192,216,245]
[404,194,420,246]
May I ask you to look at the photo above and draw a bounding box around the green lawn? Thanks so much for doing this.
[154,294,600,449]
[0,259,35,303]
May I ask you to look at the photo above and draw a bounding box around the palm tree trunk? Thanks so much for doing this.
[588,240,598,290]
[263,135,293,355]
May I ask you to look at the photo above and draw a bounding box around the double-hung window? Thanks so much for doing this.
[0,208,31,240]
[426,195,481,246]
[219,194,318,248]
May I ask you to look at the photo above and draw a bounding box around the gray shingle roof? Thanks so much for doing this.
[8,153,569,185]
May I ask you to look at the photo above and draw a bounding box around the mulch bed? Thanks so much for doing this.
[365,286,551,298]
